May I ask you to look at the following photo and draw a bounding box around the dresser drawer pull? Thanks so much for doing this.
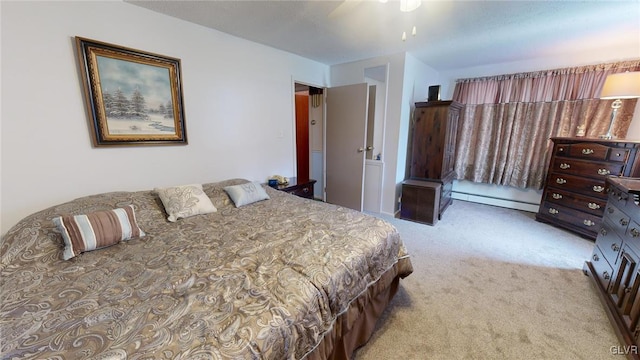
[549,208,559,215]
[303,187,309,193]
[556,178,567,185]
[559,163,571,169]
[582,148,594,155]
[631,228,640,238]
[587,202,600,210]
[593,185,605,193]
[603,271,611,280]
[601,228,608,236]
[593,253,600,261]
[583,219,596,227]
[612,243,620,252]
[597,169,611,175]
[620,218,630,227]
[552,193,563,199]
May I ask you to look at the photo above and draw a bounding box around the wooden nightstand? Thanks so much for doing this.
[273,177,316,199]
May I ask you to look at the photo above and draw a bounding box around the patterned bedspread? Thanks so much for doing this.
[1,179,412,359]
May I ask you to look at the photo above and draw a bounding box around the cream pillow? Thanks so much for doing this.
[155,184,217,222]
[224,182,270,207]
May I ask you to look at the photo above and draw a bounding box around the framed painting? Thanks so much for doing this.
[75,37,187,146]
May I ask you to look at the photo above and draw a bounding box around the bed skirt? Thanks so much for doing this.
[305,257,412,360]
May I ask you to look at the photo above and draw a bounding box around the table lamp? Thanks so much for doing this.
[599,71,640,139]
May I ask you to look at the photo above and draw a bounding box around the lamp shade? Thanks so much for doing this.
[600,71,640,99]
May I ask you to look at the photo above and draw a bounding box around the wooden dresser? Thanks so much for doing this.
[405,100,462,220]
[536,138,640,240]
[585,177,640,358]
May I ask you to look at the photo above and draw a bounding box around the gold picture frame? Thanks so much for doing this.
[75,37,187,146]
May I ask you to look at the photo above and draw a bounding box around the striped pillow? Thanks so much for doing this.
[52,205,145,260]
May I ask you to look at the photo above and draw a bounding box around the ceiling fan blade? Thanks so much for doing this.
[328,0,363,19]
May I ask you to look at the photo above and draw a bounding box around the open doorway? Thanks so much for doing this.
[294,83,324,200]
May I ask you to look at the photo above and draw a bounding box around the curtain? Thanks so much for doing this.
[452,60,640,190]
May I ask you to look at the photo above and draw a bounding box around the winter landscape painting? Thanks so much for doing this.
[76,37,187,146]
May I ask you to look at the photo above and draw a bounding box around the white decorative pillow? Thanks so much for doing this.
[155,184,217,222]
[53,205,145,260]
[224,182,270,207]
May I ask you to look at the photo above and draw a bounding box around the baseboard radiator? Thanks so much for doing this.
[451,190,541,213]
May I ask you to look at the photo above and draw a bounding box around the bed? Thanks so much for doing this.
[1,178,413,359]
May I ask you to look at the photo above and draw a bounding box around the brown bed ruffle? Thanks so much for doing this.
[307,258,412,360]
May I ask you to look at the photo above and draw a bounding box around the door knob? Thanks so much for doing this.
[366,146,374,151]
[358,148,365,153]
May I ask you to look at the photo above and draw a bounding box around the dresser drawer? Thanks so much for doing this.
[625,220,640,253]
[555,143,570,156]
[609,148,631,162]
[597,219,623,265]
[590,245,614,290]
[604,203,631,239]
[568,142,612,160]
[552,157,624,179]
[543,188,606,216]
[608,185,630,209]
[625,198,640,225]
[547,172,608,199]
[540,201,601,234]
[537,138,640,241]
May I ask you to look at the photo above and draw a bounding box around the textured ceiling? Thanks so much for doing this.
[127,0,640,70]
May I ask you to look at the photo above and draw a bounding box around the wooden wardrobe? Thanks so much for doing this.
[401,100,462,223]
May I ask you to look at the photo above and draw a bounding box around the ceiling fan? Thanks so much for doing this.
[328,0,422,18]
[328,0,364,19]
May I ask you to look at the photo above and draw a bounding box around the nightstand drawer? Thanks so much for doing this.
[289,184,314,199]
[275,178,316,199]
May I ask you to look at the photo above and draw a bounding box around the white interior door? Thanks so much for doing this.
[325,83,368,211]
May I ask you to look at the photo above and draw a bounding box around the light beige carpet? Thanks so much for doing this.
[356,200,620,360]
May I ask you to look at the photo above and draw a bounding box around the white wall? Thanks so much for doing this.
[396,54,440,213]
[363,77,386,159]
[330,53,440,216]
[330,53,404,216]
[1,1,329,234]
[309,92,324,199]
